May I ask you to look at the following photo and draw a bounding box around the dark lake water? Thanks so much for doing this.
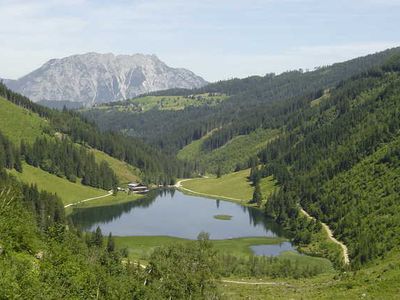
[70,189,297,255]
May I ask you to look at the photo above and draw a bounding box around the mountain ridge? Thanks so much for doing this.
[3,52,207,105]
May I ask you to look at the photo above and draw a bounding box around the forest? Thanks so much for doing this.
[83,47,400,156]
[0,82,193,185]
[254,54,400,267]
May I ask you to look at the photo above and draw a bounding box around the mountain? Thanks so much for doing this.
[83,47,400,156]
[4,53,207,105]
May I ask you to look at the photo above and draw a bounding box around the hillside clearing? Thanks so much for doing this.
[9,163,105,205]
[0,96,48,144]
[91,148,141,184]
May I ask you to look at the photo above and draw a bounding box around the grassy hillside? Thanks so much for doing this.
[89,93,228,113]
[180,169,276,204]
[9,163,106,205]
[219,248,400,299]
[181,169,253,201]
[178,128,279,174]
[0,93,140,201]
[0,96,48,144]
[91,148,141,184]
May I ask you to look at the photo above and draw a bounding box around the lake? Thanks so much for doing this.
[71,189,297,255]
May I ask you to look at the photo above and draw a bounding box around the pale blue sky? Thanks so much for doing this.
[0,0,399,81]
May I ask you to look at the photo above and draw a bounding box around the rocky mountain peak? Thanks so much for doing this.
[5,53,207,106]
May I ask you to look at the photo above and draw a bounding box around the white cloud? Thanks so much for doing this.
[0,1,399,80]
[165,42,400,81]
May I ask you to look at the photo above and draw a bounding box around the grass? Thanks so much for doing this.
[259,175,277,203]
[181,169,254,202]
[87,93,228,113]
[9,163,106,205]
[214,214,233,220]
[74,192,144,209]
[180,169,277,205]
[114,235,333,275]
[0,96,49,144]
[116,235,287,260]
[218,249,400,299]
[310,89,330,107]
[91,148,141,184]
[178,128,279,174]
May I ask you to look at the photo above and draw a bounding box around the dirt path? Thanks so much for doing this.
[221,279,289,286]
[299,207,350,265]
[174,179,244,202]
[64,190,113,208]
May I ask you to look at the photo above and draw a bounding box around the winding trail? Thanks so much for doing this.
[299,207,350,265]
[221,279,290,286]
[174,179,244,202]
[64,190,113,208]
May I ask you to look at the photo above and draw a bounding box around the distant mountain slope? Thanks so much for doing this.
[0,82,191,185]
[83,47,400,154]
[5,53,207,105]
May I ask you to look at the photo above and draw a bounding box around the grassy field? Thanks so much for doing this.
[116,235,288,258]
[88,93,228,113]
[73,192,144,209]
[178,128,279,174]
[0,96,49,144]
[9,163,106,205]
[181,169,254,202]
[91,148,141,184]
[180,169,276,205]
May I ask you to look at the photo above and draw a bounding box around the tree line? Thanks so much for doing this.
[253,55,400,268]
[21,136,118,190]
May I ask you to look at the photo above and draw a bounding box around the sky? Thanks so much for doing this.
[0,0,399,82]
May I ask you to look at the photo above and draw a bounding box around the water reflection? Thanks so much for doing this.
[70,189,291,240]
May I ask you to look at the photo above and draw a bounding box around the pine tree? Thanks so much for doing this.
[251,183,263,206]
[92,226,103,248]
[106,232,115,253]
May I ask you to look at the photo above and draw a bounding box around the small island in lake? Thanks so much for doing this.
[213,214,233,221]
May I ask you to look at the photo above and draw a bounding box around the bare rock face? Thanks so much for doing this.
[5,53,207,105]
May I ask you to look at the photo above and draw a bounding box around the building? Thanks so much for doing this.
[128,182,149,193]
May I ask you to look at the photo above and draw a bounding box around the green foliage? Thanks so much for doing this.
[0,132,22,171]
[0,82,189,185]
[259,55,400,267]
[22,136,118,190]
[83,47,400,156]
[0,96,48,145]
[250,182,262,206]
[218,254,325,279]
[144,232,220,299]
[9,163,106,206]
[178,128,279,174]
[91,93,228,113]
[0,169,221,299]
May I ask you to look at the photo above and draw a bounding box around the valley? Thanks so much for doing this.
[2,47,400,299]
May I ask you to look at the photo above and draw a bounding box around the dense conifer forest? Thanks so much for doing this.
[255,54,400,267]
